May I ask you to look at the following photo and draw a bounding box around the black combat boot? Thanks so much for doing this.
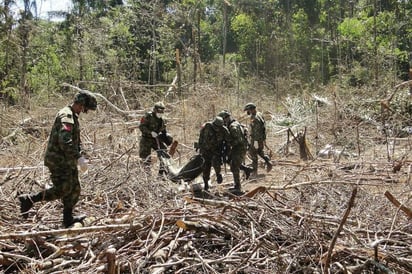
[216,173,223,184]
[233,184,243,195]
[229,180,243,196]
[18,192,44,219]
[263,156,273,172]
[18,195,33,219]
[63,208,86,228]
[240,164,253,179]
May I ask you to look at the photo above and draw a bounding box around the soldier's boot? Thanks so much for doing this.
[263,155,273,172]
[63,208,86,228]
[240,164,253,179]
[18,195,33,219]
[216,173,223,184]
[18,192,43,219]
[229,177,243,196]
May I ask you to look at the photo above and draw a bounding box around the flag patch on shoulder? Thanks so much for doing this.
[62,123,72,132]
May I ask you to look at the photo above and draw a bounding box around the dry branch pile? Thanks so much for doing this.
[1,180,411,273]
[1,88,411,273]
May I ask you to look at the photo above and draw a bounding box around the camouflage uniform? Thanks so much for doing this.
[244,103,272,174]
[139,103,171,175]
[18,91,97,227]
[197,117,229,190]
[218,110,253,192]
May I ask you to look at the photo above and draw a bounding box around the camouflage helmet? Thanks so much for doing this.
[212,116,224,127]
[217,110,231,119]
[243,102,256,111]
[154,101,165,111]
[86,94,97,110]
[74,91,97,110]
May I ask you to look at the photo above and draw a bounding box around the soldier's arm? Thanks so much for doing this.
[230,126,243,147]
[138,113,153,136]
[197,126,206,149]
[55,109,81,160]
[160,118,167,133]
[257,113,267,140]
[58,122,81,160]
[198,123,210,150]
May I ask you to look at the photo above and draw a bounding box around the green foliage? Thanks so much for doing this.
[0,87,19,104]
[0,0,411,107]
[28,23,66,96]
[338,18,365,40]
[231,13,259,63]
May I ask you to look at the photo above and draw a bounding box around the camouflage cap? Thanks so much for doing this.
[217,110,231,119]
[243,102,256,111]
[212,116,224,127]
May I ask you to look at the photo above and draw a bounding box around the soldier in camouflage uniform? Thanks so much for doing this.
[139,102,172,176]
[18,91,97,228]
[244,103,272,175]
[218,110,254,193]
[197,116,229,191]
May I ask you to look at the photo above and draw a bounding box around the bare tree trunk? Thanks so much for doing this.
[192,26,197,90]
[222,2,228,67]
[176,49,182,97]
[19,0,33,107]
[373,0,378,83]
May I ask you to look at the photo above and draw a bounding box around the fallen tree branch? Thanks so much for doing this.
[62,83,144,117]
[323,187,358,273]
[0,165,43,173]
[384,191,412,219]
[0,223,144,240]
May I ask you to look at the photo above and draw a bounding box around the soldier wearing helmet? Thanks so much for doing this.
[19,91,98,228]
[243,102,272,175]
[197,116,229,191]
[138,101,173,176]
[74,90,97,113]
[218,110,254,194]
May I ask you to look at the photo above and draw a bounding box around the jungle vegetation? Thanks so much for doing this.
[1,0,411,105]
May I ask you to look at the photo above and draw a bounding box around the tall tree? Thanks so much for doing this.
[18,0,36,98]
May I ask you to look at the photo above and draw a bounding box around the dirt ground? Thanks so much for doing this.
[0,89,411,273]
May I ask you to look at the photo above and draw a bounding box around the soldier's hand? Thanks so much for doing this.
[151,131,158,138]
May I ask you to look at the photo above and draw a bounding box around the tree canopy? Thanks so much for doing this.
[1,0,411,104]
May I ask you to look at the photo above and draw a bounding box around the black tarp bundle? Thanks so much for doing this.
[157,150,204,182]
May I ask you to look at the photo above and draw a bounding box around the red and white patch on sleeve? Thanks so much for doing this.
[62,123,73,132]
